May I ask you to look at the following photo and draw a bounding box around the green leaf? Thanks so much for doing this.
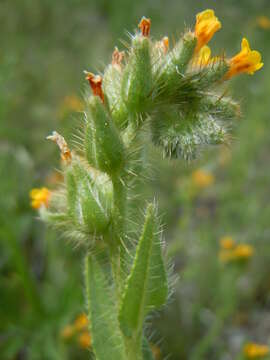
[119,203,168,337]
[85,255,126,360]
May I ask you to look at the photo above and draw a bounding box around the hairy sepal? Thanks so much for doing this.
[121,34,152,114]
[151,108,228,160]
[103,64,129,129]
[66,161,111,234]
[154,32,197,101]
[85,96,125,174]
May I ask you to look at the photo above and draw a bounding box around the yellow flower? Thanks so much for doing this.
[194,9,221,53]
[74,313,89,331]
[78,331,92,349]
[219,243,254,263]
[257,16,270,30]
[192,45,212,66]
[244,343,269,358]
[233,244,254,260]
[220,236,235,250]
[60,325,75,340]
[191,169,215,189]
[226,38,263,79]
[30,187,51,209]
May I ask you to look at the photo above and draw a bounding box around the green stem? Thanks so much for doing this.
[110,174,127,297]
[84,253,90,314]
[125,335,143,360]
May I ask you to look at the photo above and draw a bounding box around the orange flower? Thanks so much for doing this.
[30,187,51,209]
[194,9,221,53]
[219,243,254,263]
[74,313,89,331]
[138,17,151,37]
[192,45,211,67]
[84,72,105,103]
[226,38,263,79]
[257,16,270,30]
[191,169,214,189]
[220,236,235,250]
[244,342,269,358]
[60,325,75,340]
[78,331,92,349]
[233,244,254,259]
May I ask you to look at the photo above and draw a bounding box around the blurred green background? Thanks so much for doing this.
[1,0,270,359]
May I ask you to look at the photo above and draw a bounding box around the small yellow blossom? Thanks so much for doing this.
[233,244,254,259]
[220,236,235,250]
[192,169,215,189]
[226,38,263,79]
[193,45,212,66]
[257,16,270,30]
[74,313,89,332]
[192,45,222,68]
[60,325,75,340]
[30,187,51,209]
[219,243,254,263]
[194,9,221,53]
[78,331,92,349]
[244,342,269,358]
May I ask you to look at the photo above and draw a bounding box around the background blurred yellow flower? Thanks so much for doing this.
[233,244,254,259]
[257,16,270,30]
[60,325,75,340]
[244,342,269,358]
[78,331,92,349]
[74,313,89,331]
[192,169,215,189]
[30,187,51,209]
[219,243,254,263]
[220,236,235,250]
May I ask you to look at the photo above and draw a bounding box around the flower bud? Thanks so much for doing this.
[121,29,152,113]
[155,32,197,93]
[66,161,111,234]
[103,48,129,128]
[199,95,240,120]
[85,96,125,174]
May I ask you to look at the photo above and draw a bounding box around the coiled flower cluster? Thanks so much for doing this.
[31,10,263,360]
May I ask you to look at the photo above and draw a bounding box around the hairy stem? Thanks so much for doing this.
[110,174,127,296]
